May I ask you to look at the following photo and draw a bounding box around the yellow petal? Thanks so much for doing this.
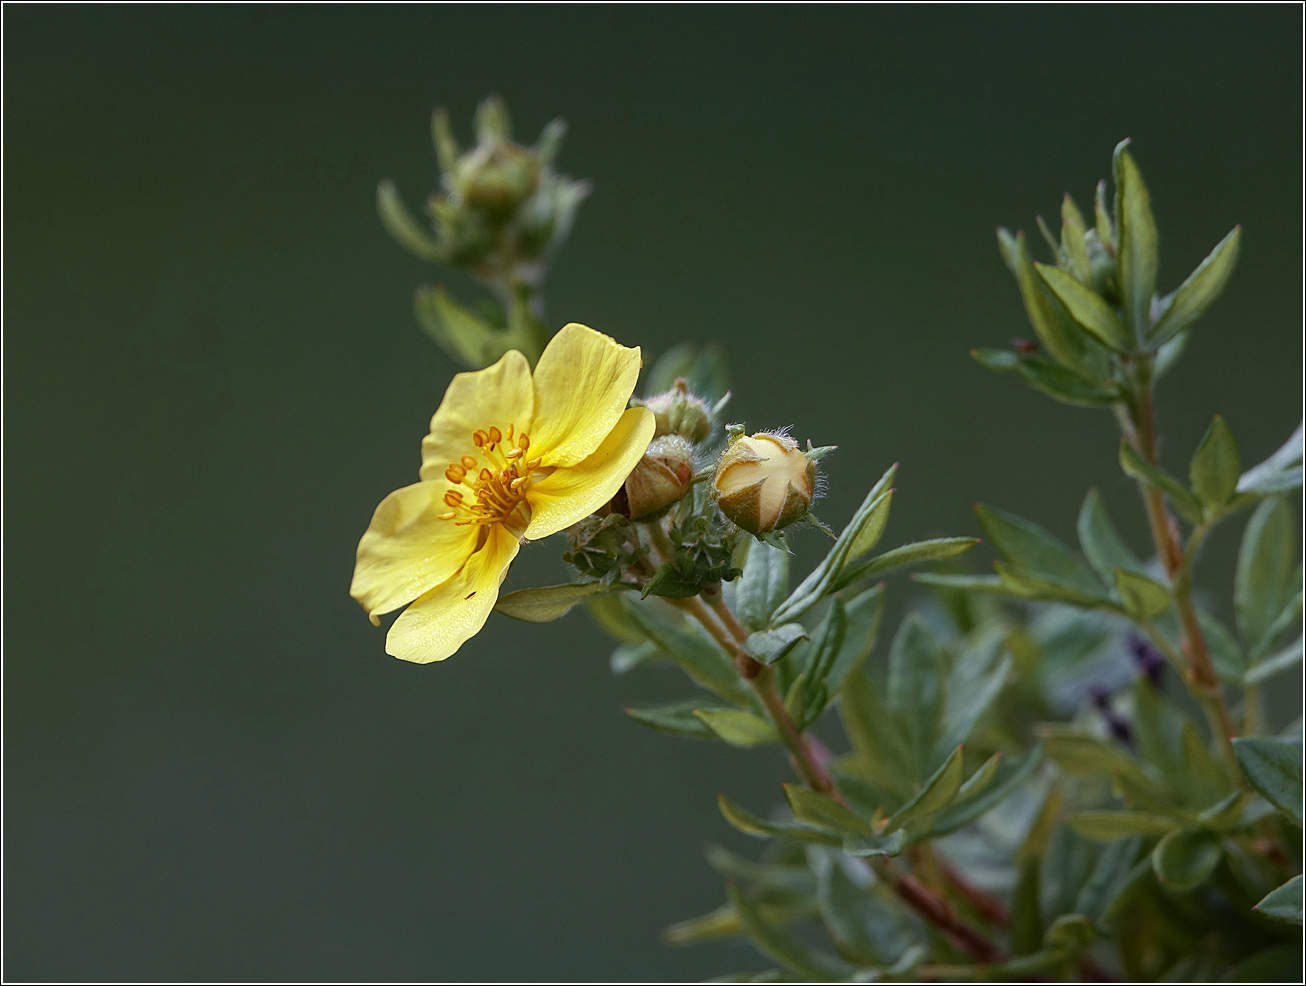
[528,323,643,468]
[419,349,534,482]
[385,524,521,663]
[524,406,655,539]
[350,481,478,624]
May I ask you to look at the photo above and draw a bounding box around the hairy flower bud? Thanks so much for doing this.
[456,141,541,220]
[713,432,816,536]
[635,378,714,444]
[611,435,695,520]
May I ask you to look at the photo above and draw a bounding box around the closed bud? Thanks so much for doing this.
[636,378,714,443]
[456,142,541,220]
[612,435,695,520]
[713,431,817,536]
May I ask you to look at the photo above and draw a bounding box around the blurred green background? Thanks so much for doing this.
[4,6,1301,981]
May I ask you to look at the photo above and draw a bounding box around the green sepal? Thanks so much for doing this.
[376,179,445,262]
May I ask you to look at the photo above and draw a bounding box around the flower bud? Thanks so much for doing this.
[612,435,695,520]
[713,432,817,536]
[636,378,714,443]
[456,142,541,220]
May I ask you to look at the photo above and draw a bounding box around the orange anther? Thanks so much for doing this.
[472,430,488,447]
[488,426,502,444]
[505,447,523,459]
[518,434,531,452]
[461,455,477,470]
[438,512,456,521]
[445,464,466,484]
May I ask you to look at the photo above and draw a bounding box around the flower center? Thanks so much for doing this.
[437,424,541,537]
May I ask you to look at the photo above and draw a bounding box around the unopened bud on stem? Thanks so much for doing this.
[713,431,820,537]
[611,435,695,520]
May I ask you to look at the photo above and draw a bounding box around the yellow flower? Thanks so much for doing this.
[351,323,655,663]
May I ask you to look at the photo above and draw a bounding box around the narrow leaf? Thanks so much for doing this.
[376,180,444,262]
[1118,440,1204,524]
[735,537,790,631]
[975,503,1109,600]
[784,784,871,835]
[695,709,777,747]
[744,624,807,666]
[1074,835,1143,923]
[1008,229,1107,377]
[1237,422,1304,495]
[932,743,1044,835]
[1114,568,1170,621]
[825,584,884,694]
[622,599,751,705]
[717,794,841,846]
[626,701,722,738]
[888,744,965,831]
[494,582,610,622]
[726,881,851,981]
[1236,497,1297,656]
[1068,811,1177,841]
[771,466,895,625]
[1255,874,1304,925]
[1078,489,1146,582]
[1114,142,1158,339]
[1189,414,1240,511]
[935,626,1012,762]
[834,537,981,591]
[1038,263,1132,351]
[1245,634,1304,684]
[886,615,942,779]
[1151,828,1222,890]
[1233,736,1303,826]
[1148,226,1241,348]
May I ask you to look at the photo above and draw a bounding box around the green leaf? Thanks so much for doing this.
[1068,811,1177,841]
[1245,634,1304,685]
[888,744,965,832]
[1237,423,1304,496]
[834,537,981,591]
[695,709,777,747]
[838,670,914,802]
[1114,568,1170,621]
[1037,263,1132,351]
[1113,141,1158,340]
[932,743,1044,835]
[1040,726,1153,789]
[994,564,1114,609]
[783,784,871,835]
[625,701,723,738]
[585,593,646,645]
[1094,178,1116,253]
[413,284,496,366]
[1233,736,1303,826]
[494,582,610,622]
[641,563,706,599]
[726,881,852,981]
[716,794,841,846]
[622,598,751,705]
[1236,498,1298,657]
[975,503,1109,600]
[1132,679,1185,783]
[971,348,1119,407]
[1075,835,1143,923]
[662,904,746,946]
[1061,194,1094,282]
[743,624,807,665]
[935,626,1012,763]
[1147,226,1241,348]
[886,615,943,779]
[735,538,791,631]
[1197,609,1247,685]
[911,573,1005,594]
[609,640,662,675]
[1118,440,1205,524]
[1078,489,1146,583]
[825,584,884,695]
[842,828,909,860]
[1220,942,1304,982]
[956,751,1003,800]
[1190,415,1241,512]
[809,848,921,966]
[770,466,895,625]
[1044,913,1097,953]
[1255,874,1304,925]
[1197,789,1249,831]
[1005,228,1108,378]
[1151,828,1222,890]
[376,179,444,262]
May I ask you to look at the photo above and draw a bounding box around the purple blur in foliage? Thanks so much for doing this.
[1127,634,1166,688]
[1089,685,1134,746]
